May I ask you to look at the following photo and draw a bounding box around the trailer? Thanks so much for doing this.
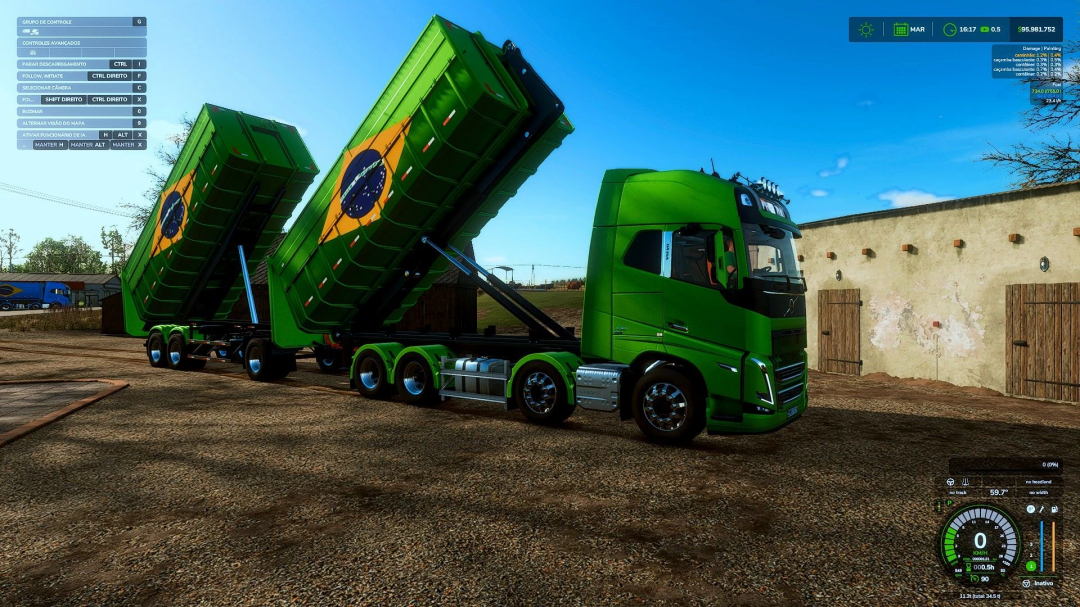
[0,281,71,310]
[121,103,318,368]
[137,15,808,443]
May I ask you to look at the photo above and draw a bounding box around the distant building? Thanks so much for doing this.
[0,273,120,308]
[798,181,1080,402]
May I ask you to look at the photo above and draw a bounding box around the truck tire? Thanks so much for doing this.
[0,302,11,311]
[353,349,390,399]
[246,338,284,381]
[146,331,168,368]
[167,333,205,371]
[631,368,705,444]
[29,302,41,310]
[394,353,438,406]
[315,347,342,373]
[513,360,575,425]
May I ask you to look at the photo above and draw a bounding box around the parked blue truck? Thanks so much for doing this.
[0,281,71,310]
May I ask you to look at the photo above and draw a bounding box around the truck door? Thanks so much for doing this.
[611,229,665,361]
[660,226,745,397]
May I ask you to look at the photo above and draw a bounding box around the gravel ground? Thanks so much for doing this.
[0,331,1077,606]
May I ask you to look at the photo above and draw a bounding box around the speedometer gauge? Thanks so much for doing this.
[939,504,1020,586]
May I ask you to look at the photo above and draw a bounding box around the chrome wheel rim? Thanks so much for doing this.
[359,357,380,390]
[642,382,687,432]
[149,343,161,363]
[522,371,557,415]
[322,357,336,369]
[402,361,426,396]
[249,356,262,374]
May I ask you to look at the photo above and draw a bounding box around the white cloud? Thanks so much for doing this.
[483,255,506,264]
[878,189,954,208]
[146,119,185,142]
[818,155,850,177]
[809,189,830,197]
[856,99,874,107]
[268,117,308,137]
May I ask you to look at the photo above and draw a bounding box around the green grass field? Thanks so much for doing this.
[476,290,584,333]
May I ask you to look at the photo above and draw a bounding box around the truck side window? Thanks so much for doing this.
[623,230,661,274]
[670,230,718,288]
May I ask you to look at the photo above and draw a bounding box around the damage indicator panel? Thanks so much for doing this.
[16,17,148,151]
[936,457,1065,601]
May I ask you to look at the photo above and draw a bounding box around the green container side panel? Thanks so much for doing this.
[384,113,574,324]
[270,14,556,338]
[120,103,318,336]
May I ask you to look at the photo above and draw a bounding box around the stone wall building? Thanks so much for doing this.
[798,181,1080,401]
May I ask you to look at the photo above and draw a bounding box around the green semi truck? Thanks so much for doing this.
[128,15,807,443]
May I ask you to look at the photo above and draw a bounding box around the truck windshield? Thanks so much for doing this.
[742,223,802,281]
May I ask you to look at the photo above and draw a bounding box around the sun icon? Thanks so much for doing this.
[858,22,874,38]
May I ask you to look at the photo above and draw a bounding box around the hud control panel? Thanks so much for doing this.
[16,17,148,151]
[936,457,1065,601]
[849,16,1065,107]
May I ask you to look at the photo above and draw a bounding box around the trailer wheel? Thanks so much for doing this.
[631,368,705,444]
[146,331,168,368]
[315,347,342,374]
[353,349,390,399]
[29,302,41,310]
[167,333,205,371]
[245,338,281,382]
[394,353,438,406]
[513,360,575,425]
[0,302,11,311]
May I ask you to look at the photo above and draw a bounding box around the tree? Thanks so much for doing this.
[100,226,128,274]
[0,228,20,272]
[23,235,106,274]
[981,38,1080,187]
[121,115,195,233]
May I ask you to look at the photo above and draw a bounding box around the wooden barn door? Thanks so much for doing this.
[1006,283,1080,402]
[818,289,862,375]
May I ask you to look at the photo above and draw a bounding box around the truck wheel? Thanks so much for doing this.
[315,347,342,373]
[631,368,705,444]
[29,302,41,310]
[394,353,438,406]
[245,338,279,382]
[0,302,11,311]
[353,349,390,399]
[146,331,168,368]
[513,360,575,424]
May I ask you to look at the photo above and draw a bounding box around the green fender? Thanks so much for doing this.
[349,342,404,381]
[394,344,456,386]
[149,324,191,341]
[507,351,584,400]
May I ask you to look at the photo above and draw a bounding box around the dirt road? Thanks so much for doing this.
[0,331,1075,605]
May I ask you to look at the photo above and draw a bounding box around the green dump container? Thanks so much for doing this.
[121,103,318,336]
[269,16,572,343]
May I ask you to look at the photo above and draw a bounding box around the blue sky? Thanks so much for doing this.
[0,0,1071,279]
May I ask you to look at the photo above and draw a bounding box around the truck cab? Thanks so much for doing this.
[42,282,72,308]
[581,169,807,436]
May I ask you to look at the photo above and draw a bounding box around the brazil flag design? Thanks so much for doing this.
[320,117,411,242]
[150,169,196,258]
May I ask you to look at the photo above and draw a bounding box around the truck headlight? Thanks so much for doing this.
[749,357,774,406]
